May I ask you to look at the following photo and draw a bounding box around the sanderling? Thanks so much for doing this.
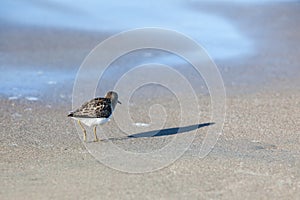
[68,91,121,142]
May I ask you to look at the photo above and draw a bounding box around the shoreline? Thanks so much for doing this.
[1,24,299,99]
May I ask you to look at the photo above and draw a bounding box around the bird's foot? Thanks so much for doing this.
[83,132,87,142]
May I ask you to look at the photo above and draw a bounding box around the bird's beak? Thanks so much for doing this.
[118,100,122,104]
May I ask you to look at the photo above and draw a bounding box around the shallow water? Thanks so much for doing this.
[0,66,75,99]
[1,0,253,59]
[1,0,296,98]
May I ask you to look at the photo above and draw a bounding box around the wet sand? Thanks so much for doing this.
[1,2,300,200]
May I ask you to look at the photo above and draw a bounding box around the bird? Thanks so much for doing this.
[67,91,121,142]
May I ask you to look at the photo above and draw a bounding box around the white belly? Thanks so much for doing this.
[73,117,110,127]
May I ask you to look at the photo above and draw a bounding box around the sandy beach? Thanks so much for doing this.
[1,1,300,199]
[1,92,299,199]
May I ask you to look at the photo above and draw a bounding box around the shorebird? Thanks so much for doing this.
[68,91,121,142]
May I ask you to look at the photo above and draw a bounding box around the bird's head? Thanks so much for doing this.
[105,91,121,108]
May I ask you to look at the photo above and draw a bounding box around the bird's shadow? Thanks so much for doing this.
[104,122,214,141]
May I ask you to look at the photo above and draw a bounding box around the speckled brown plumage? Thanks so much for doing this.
[68,91,120,119]
[68,97,112,118]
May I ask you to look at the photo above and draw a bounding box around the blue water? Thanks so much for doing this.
[0,66,75,99]
[1,0,254,60]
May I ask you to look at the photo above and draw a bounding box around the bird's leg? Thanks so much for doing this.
[93,126,99,142]
[77,120,87,142]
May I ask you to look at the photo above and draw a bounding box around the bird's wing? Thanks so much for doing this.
[69,98,112,118]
